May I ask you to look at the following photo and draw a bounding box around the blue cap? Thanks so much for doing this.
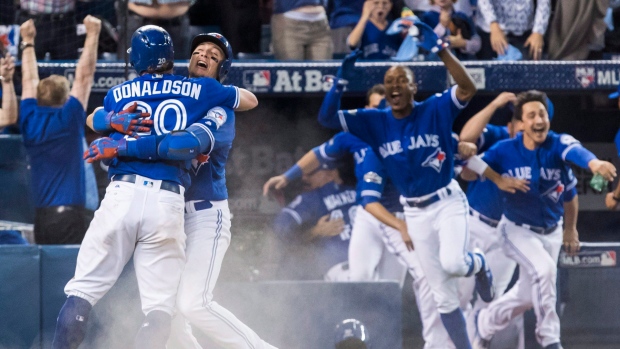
[496,45,523,61]
[609,85,620,99]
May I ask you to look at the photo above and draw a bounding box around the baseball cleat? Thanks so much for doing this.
[472,310,491,349]
[474,249,495,303]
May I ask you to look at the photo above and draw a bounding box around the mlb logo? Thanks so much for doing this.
[601,251,617,266]
[0,25,20,56]
[243,70,271,92]
[575,67,595,88]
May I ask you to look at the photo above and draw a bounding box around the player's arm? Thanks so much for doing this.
[0,54,17,127]
[605,183,620,210]
[262,149,322,196]
[561,137,616,181]
[236,88,258,111]
[437,49,476,102]
[70,15,101,110]
[468,154,530,193]
[364,202,412,251]
[19,19,38,100]
[87,103,152,137]
[318,50,362,130]
[562,193,580,256]
[459,92,517,143]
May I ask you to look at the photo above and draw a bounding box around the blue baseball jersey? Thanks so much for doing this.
[467,124,510,220]
[273,181,357,279]
[20,96,86,207]
[482,131,579,228]
[359,20,403,59]
[614,128,620,158]
[185,106,236,202]
[103,74,239,184]
[316,131,402,212]
[337,86,467,197]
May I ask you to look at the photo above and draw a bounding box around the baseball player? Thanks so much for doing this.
[84,33,275,349]
[472,90,617,349]
[52,26,254,349]
[316,18,518,348]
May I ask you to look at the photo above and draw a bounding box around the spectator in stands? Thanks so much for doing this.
[347,0,403,60]
[267,159,357,280]
[475,0,550,61]
[547,0,608,60]
[419,0,481,59]
[328,0,364,56]
[19,16,100,244]
[116,0,194,61]
[17,0,79,60]
[271,0,334,60]
[0,53,17,131]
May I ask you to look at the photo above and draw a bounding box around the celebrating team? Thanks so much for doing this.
[49,17,616,349]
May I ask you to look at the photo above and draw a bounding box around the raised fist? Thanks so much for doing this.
[83,15,102,36]
[20,19,36,41]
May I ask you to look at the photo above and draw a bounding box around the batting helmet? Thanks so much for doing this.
[190,33,233,82]
[128,25,174,75]
[334,319,368,349]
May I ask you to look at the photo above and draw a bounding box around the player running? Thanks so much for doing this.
[472,90,616,349]
[52,26,256,349]
[316,20,525,349]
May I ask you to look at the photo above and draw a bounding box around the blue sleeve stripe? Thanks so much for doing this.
[450,85,468,110]
[338,110,349,132]
[192,122,216,154]
[282,208,302,225]
[319,143,338,161]
[233,86,240,109]
[561,143,581,161]
[361,190,382,198]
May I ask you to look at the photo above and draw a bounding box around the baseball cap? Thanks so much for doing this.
[609,84,620,99]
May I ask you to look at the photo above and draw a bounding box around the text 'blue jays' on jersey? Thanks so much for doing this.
[482,131,579,228]
[103,74,239,184]
[184,106,236,202]
[361,20,403,59]
[316,132,402,212]
[338,86,467,198]
[467,124,510,220]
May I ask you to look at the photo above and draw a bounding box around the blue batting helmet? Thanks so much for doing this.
[128,25,174,74]
[190,33,233,82]
[334,319,368,349]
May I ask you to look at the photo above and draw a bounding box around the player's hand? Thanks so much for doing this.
[396,220,413,251]
[524,32,544,61]
[413,19,449,53]
[605,192,620,210]
[83,15,102,36]
[336,49,363,82]
[262,175,289,197]
[562,228,580,256]
[309,215,344,238]
[458,141,477,160]
[109,102,152,138]
[588,160,617,182]
[489,22,507,56]
[83,137,125,163]
[0,53,15,81]
[490,92,517,109]
[496,177,530,194]
[20,19,36,41]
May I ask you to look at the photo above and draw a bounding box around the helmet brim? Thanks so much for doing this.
[190,34,229,59]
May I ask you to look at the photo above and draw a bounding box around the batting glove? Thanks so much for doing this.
[413,20,450,53]
[93,102,152,138]
[83,137,127,163]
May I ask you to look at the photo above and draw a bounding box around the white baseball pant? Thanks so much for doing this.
[348,207,454,348]
[400,180,474,314]
[477,217,562,347]
[65,176,186,316]
[167,200,277,349]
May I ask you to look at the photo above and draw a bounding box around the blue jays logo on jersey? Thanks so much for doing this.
[422,148,446,173]
[205,107,227,128]
[542,181,564,203]
[190,153,210,175]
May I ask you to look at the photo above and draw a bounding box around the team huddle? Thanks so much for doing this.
[50,19,616,349]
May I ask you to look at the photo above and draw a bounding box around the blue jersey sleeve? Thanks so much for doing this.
[198,79,239,109]
[478,125,509,153]
[557,133,596,169]
[480,143,502,173]
[318,83,345,130]
[358,153,387,207]
[615,129,620,158]
[431,86,468,122]
[338,108,382,144]
[315,132,365,163]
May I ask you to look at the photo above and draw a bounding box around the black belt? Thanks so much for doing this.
[128,10,185,26]
[112,174,181,194]
[469,209,499,228]
[22,10,75,21]
[515,222,558,235]
[404,188,452,208]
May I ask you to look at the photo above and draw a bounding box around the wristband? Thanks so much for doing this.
[465,156,489,176]
[283,164,303,182]
[92,108,112,133]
